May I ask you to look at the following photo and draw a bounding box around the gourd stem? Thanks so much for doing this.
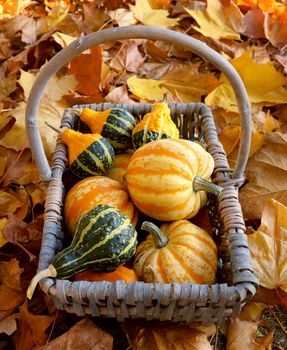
[26,264,57,300]
[141,221,168,249]
[193,176,222,196]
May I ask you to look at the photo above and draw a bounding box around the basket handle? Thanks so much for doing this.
[25,26,251,181]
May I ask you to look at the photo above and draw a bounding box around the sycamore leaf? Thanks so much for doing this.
[247,199,287,292]
[37,318,113,350]
[12,301,55,350]
[206,47,287,112]
[240,132,287,220]
[130,0,179,28]
[127,75,167,101]
[184,0,243,40]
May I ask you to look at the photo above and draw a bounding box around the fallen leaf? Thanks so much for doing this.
[12,300,54,350]
[149,0,170,10]
[105,85,136,104]
[242,7,265,39]
[206,47,287,112]
[130,0,179,28]
[81,3,111,33]
[0,313,17,336]
[0,218,8,248]
[108,8,137,27]
[184,0,243,40]
[37,318,113,350]
[52,31,77,48]
[110,41,145,74]
[227,318,273,350]
[127,75,167,101]
[0,259,25,321]
[247,198,287,292]
[26,184,46,209]
[129,321,213,350]
[69,46,102,98]
[240,132,287,219]
[0,190,22,217]
[264,9,287,48]
[4,15,40,44]
[37,3,70,35]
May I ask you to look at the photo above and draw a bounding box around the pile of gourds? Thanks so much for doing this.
[27,102,222,299]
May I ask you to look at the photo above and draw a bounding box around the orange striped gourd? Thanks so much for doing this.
[126,138,220,221]
[134,221,217,284]
[106,153,132,190]
[64,176,138,233]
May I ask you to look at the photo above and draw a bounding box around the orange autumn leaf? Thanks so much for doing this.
[69,46,103,98]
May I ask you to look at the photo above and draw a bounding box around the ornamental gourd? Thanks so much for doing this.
[106,153,133,190]
[64,176,138,233]
[27,204,138,299]
[132,103,179,150]
[79,108,136,152]
[61,129,115,178]
[134,221,217,284]
[72,266,138,283]
[126,138,221,221]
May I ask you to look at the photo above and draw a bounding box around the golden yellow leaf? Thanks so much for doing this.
[0,218,8,248]
[127,75,167,101]
[206,47,287,111]
[184,0,243,40]
[3,69,78,158]
[247,199,287,292]
[219,126,241,156]
[130,0,179,28]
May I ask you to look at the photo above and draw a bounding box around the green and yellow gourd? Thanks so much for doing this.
[132,103,179,150]
[61,129,115,178]
[27,204,138,299]
[80,108,136,152]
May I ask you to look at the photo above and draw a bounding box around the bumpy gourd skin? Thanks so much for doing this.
[133,220,217,284]
[126,138,214,221]
[132,103,179,149]
[61,129,115,178]
[80,108,136,152]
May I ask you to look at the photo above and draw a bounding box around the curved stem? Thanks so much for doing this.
[193,176,222,196]
[26,264,57,300]
[141,221,168,249]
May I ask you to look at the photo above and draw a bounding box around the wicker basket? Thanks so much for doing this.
[25,26,258,325]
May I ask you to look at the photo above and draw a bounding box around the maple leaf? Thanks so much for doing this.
[247,199,287,292]
[240,132,287,220]
[206,47,287,112]
[69,46,102,98]
[130,0,179,28]
[127,75,167,101]
[108,8,137,27]
[52,31,77,48]
[0,259,25,321]
[37,318,113,350]
[11,300,54,350]
[184,0,243,40]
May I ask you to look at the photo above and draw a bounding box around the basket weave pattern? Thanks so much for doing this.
[37,102,258,324]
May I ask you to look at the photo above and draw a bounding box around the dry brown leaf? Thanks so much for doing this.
[227,318,273,350]
[81,3,111,33]
[69,46,102,98]
[3,15,40,44]
[37,318,113,350]
[0,313,17,336]
[247,199,287,292]
[240,132,287,219]
[0,190,22,217]
[108,8,137,27]
[184,0,243,40]
[105,85,136,104]
[264,10,287,48]
[242,7,265,39]
[0,259,25,322]
[125,320,213,350]
[12,300,55,350]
